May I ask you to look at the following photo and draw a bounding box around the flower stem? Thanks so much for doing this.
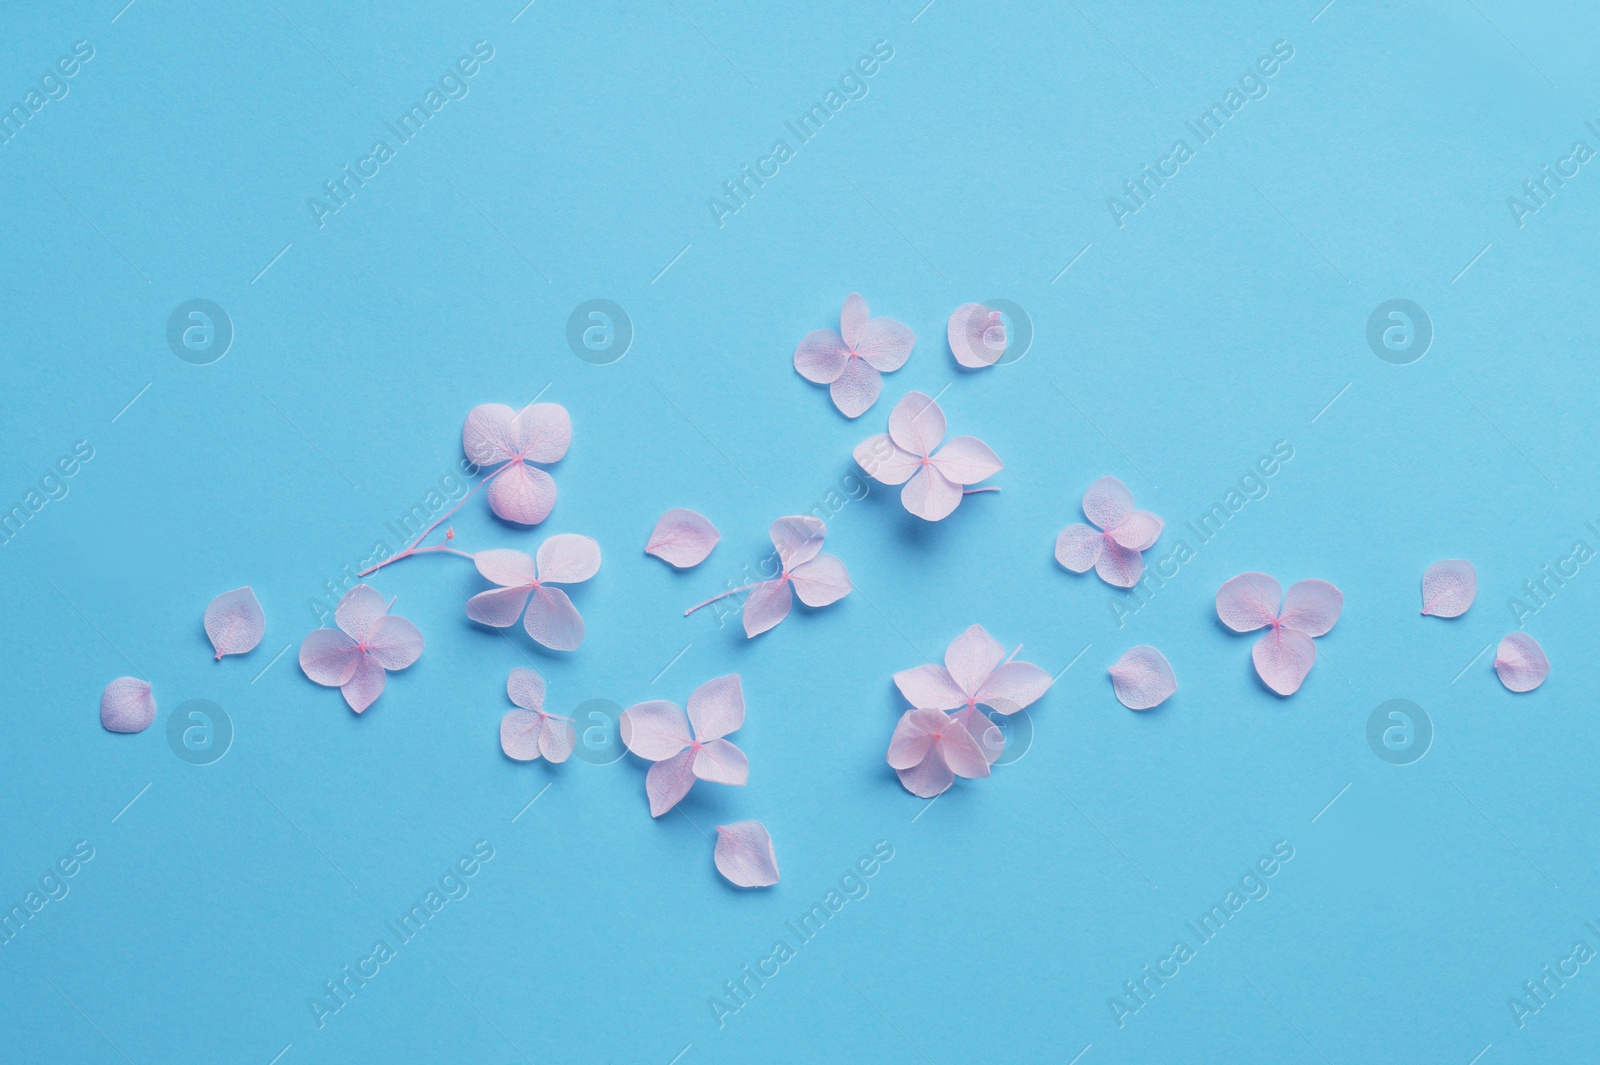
[962,486,1001,495]
[684,582,767,617]
[357,463,510,577]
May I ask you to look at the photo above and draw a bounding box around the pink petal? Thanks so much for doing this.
[897,747,955,798]
[829,356,882,418]
[508,403,572,464]
[462,403,519,466]
[341,652,386,713]
[687,673,744,741]
[620,700,691,760]
[1095,540,1145,588]
[892,664,965,711]
[945,624,1006,697]
[1422,559,1477,618]
[976,661,1052,714]
[474,548,538,588]
[887,708,944,769]
[646,748,698,816]
[1252,627,1318,696]
[100,677,155,733]
[487,462,557,525]
[500,710,545,761]
[888,390,945,457]
[465,586,533,628]
[938,722,992,779]
[693,738,749,785]
[1280,579,1342,637]
[852,434,921,486]
[540,716,577,763]
[789,554,851,607]
[948,304,1005,368]
[506,667,545,711]
[1108,646,1177,710]
[929,437,1002,486]
[714,821,780,888]
[335,584,388,642]
[854,316,914,372]
[769,515,826,568]
[794,329,850,384]
[1107,510,1163,552]
[1054,524,1104,573]
[299,628,360,686]
[1216,573,1283,632]
[901,465,962,521]
[535,533,601,585]
[951,705,1004,764]
[366,615,422,670]
[522,585,585,651]
[1495,633,1549,692]
[1082,476,1134,532]
[204,587,265,659]
[645,509,720,569]
[742,580,793,637]
[840,292,869,347]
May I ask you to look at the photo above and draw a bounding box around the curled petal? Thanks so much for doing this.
[474,548,537,588]
[646,748,698,816]
[1280,579,1342,637]
[508,403,571,464]
[853,434,920,486]
[902,465,962,521]
[794,329,851,384]
[646,509,719,569]
[829,357,882,418]
[949,303,1005,368]
[341,653,386,713]
[1108,646,1177,710]
[769,516,826,568]
[1095,539,1145,588]
[366,615,422,671]
[930,437,1002,486]
[465,585,533,629]
[888,391,946,457]
[462,403,520,466]
[620,700,691,761]
[976,662,1052,715]
[1107,511,1163,552]
[500,710,545,761]
[299,628,360,687]
[742,580,793,638]
[892,665,965,711]
[335,584,388,643]
[1252,627,1318,696]
[1082,476,1134,532]
[100,677,155,734]
[1054,524,1104,573]
[714,821,779,888]
[523,585,585,651]
[789,554,851,607]
[840,292,869,347]
[1495,633,1549,692]
[1422,560,1476,618]
[939,721,992,780]
[1216,573,1283,632]
[205,587,265,659]
[887,709,941,770]
[945,625,1006,698]
[687,673,744,741]
[487,462,557,526]
[506,667,545,712]
[952,705,1004,764]
[540,716,577,763]
[535,533,601,585]
[854,317,914,372]
[693,739,749,785]
[897,748,955,798]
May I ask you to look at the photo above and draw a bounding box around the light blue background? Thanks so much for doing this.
[4,0,1599,1061]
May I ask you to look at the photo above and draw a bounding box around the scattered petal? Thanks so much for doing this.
[1422,559,1477,618]
[1108,646,1177,710]
[714,821,780,888]
[204,587,265,659]
[1495,633,1549,692]
[646,509,720,569]
[1215,573,1283,633]
[1252,627,1318,696]
[948,303,1006,368]
[100,677,155,733]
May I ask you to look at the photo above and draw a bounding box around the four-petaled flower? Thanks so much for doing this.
[499,667,577,763]
[466,534,601,651]
[620,674,748,816]
[1216,572,1342,696]
[299,585,424,713]
[794,292,914,418]
[463,402,572,525]
[854,391,1002,521]
[1055,476,1163,588]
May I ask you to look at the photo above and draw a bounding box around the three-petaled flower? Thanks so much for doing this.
[1216,572,1342,696]
[462,402,572,525]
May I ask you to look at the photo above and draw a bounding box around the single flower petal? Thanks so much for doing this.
[948,304,1006,368]
[714,821,779,888]
[522,585,584,651]
[1252,627,1318,696]
[769,515,826,568]
[299,628,361,686]
[790,554,851,607]
[646,509,720,569]
[1422,560,1477,618]
[854,317,914,372]
[892,664,965,711]
[742,580,793,637]
[888,390,945,457]
[100,677,155,733]
[901,465,962,521]
[620,700,692,760]
[930,437,1003,486]
[976,661,1052,715]
[646,748,698,816]
[500,709,545,761]
[1495,633,1549,692]
[474,548,538,588]
[897,748,955,798]
[509,403,571,464]
[487,462,557,525]
[840,292,869,347]
[939,721,992,779]
[540,716,577,763]
[794,329,850,384]
[1054,524,1104,573]
[465,585,534,628]
[693,739,749,785]
[887,708,943,769]
[335,584,388,642]
[366,615,422,670]
[1280,579,1342,637]
[829,356,882,418]
[1216,572,1283,632]
[951,705,1005,764]
[1082,476,1134,532]
[1095,539,1145,588]
[945,625,1006,697]
[535,533,601,585]
[1108,646,1177,710]
[687,674,744,741]
[204,587,265,659]
[462,403,520,465]
[1107,511,1163,552]
[853,434,920,486]
[341,652,387,713]
[506,666,545,712]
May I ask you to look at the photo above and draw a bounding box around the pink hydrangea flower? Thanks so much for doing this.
[462,402,572,525]
[1055,476,1163,588]
[499,667,577,763]
[299,585,423,713]
[465,534,601,652]
[887,708,992,798]
[892,624,1052,764]
[853,391,1002,521]
[620,675,748,817]
[1216,573,1342,696]
[794,292,914,418]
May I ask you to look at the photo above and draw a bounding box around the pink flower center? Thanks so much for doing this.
[690,739,703,752]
